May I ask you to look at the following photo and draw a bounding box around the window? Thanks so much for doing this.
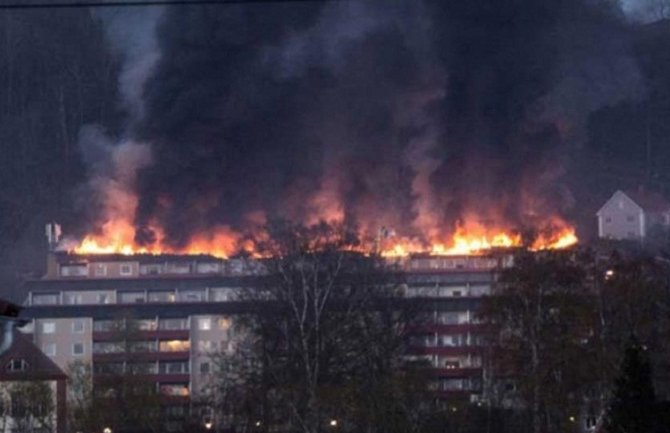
[199,318,211,331]
[64,293,83,305]
[120,263,133,276]
[178,290,204,302]
[137,319,158,330]
[42,322,56,334]
[159,340,190,352]
[72,320,85,333]
[470,285,491,296]
[43,343,56,357]
[438,312,462,325]
[94,362,124,374]
[128,363,158,374]
[199,362,210,374]
[94,264,107,276]
[158,318,188,330]
[441,378,465,391]
[218,317,232,330]
[444,360,460,369]
[32,293,59,306]
[165,262,191,274]
[159,361,190,374]
[93,320,114,332]
[140,264,163,275]
[198,340,214,352]
[210,287,234,301]
[196,262,220,273]
[96,293,111,304]
[626,215,635,222]
[60,264,87,277]
[129,341,158,352]
[160,384,189,396]
[92,342,123,354]
[605,216,612,223]
[148,291,176,303]
[72,343,84,355]
[119,291,145,303]
[6,359,28,372]
[440,335,465,347]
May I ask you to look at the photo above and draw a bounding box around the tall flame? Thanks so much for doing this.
[72,219,577,258]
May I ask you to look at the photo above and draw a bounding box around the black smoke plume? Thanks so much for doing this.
[121,0,643,248]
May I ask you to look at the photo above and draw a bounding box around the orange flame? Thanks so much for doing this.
[73,221,248,259]
[378,223,577,257]
[73,223,578,258]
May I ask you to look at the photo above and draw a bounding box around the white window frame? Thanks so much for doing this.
[65,293,83,305]
[6,359,28,372]
[72,320,85,333]
[42,322,56,334]
[94,264,107,277]
[72,343,85,356]
[120,263,133,276]
[199,318,211,331]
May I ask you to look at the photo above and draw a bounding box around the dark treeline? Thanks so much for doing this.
[0,8,122,294]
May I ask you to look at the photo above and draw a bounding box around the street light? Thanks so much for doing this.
[204,421,213,430]
[103,428,112,433]
[329,419,338,427]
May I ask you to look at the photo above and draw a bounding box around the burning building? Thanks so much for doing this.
[18,245,521,431]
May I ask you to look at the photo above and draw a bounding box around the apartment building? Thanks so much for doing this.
[20,251,506,428]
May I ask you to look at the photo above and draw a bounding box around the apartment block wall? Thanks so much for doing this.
[22,252,504,427]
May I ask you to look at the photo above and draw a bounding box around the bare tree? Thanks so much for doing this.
[91,312,163,433]
[480,250,599,433]
[2,381,56,433]
[209,222,422,433]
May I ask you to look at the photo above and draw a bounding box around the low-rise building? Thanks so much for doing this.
[0,328,67,433]
[597,189,670,240]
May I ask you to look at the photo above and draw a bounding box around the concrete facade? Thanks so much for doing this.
[21,252,504,430]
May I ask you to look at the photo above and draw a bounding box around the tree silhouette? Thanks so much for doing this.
[604,338,656,433]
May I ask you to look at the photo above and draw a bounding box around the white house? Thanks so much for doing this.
[596,189,670,240]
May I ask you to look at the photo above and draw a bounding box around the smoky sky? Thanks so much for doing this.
[94,0,644,248]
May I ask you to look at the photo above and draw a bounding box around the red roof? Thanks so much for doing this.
[0,330,66,381]
[624,189,670,213]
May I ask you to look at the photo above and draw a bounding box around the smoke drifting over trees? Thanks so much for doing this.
[0,1,669,283]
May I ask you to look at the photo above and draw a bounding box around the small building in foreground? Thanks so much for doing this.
[0,328,67,433]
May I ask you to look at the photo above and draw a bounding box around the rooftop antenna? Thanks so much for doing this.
[45,222,62,251]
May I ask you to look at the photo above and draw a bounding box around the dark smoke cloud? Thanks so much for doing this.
[126,0,643,247]
[427,0,642,230]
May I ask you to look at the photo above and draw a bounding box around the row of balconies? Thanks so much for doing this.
[54,253,506,280]
[30,287,244,306]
